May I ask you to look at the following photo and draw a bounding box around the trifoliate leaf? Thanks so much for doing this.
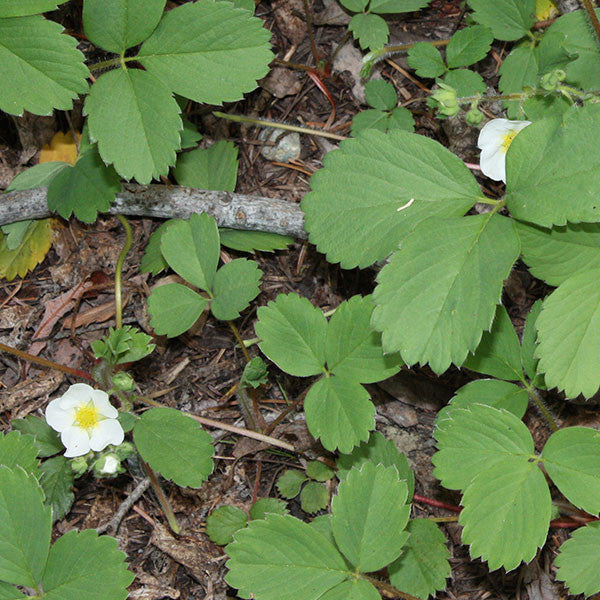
[39,456,74,521]
[140,220,179,276]
[300,482,329,514]
[5,162,69,192]
[83,0,166,54]
[256,293,328,377]
[463,304,524,381]
[348,13,388,50]
[226,514,349,600]
[0,431,39,477]
[370,0,432,13]
[372,214,520,374]
[339,0,368,10]
[433,404,535,491]
[364,80,397,111]
[468,0,536,41]
[446,25,493,68]
[219,229,293,253]
[249,498,288,520]
[41,529,134,600]
[137,1,273,104]
[306,461,334,482]
[239,357,268,389]
[11,416,62,457]
[0,466,51,587]
[0,15,88,116]
[332,463,409,572]
[0,0,69,17]
[210,258,262,321]
[302,129,481,269]
[304,376,374,453]
[276,469,307,499]
[147,283,208,337]
[388,519,451,600]
[173,140,238,192]
[407,42,446,78]
[326,295,402,383]
[442,68,485,96]
[555,521,600,597]
[506,104,600,227]
[535,269,600,398]
[516,221,600,286]
[91,325,155,365]
[206,505,248,545]
[521,300,544,385]
[0,582,26,599]
[336,431,414,501]
[319,579,380,600]
[85,68,182,184]
[542,427,600,515]
[499,44,538,119]
[133,407,214,488]
[0,219,53,281]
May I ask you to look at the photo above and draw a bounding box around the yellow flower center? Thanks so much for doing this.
[501,131,518,154]
[74,402,102,430]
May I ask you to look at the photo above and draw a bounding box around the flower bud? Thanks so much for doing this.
[111,371,136,392]
[430,82,459,117]
[114,441,136,460]
[93,453,124,478]
[70,454,90,477]
[465,106,484,126]
[540,69,566,92]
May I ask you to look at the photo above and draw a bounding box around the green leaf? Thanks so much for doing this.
[305,376,374,453]
[388,106,415,132]
[249,498,288,520]
[326,295,402,383]
[90,325,155,366]
[84,68,182,184]
[407,42,446,78]
[161,213,220,290]
[339,0,368,11]
[467,0,536,41]
[12,416,62,457]
[117,412,136,433]
[446,25,493,68]
[332,463,409,572]
[300,482,329,514]
[319,579,380,600]
[39,456,74,521]
[516,221,600,286]
[463,304,524,381]
[499,44,538,119]
[180,117,202,149]
[306,461,334,482]
[276,469,307,499]
[140,220,178,276]
[239,357,268,389]
[521,300,543,384]
[0,0,69,17]
[372,214,520,373]
[555,521,600,597]
[225,514,349,600]
[442,68,485,97]
[351,109,390,135]
[336,431,414,501]
[506,104,600,227]
[5,161,69,192]
[219,229,293,253]
[147,283,208,337]
[0,582,26,599]
[206,505,248,545]
[433,404,535,491]
[348,13,389,50]
[83,0,165,53]
[302,129,481,269]
[0,15,88,116]
[535,269,600,398]
[231,0,255,11]
[0,466,51,587]
[137,1,273,104]
[256,293,328,377]
[370,0,431,13]
[1,222,30,251]
[41,529,134,600]
[173,141,238,192]
[210,258,262,321]
[309,514,336,546]
[364,80,397,110]
[134,407,213,487]
[542,427,600,515]
[0,431,39,477]
[388,519,451,600]
[460,456,550,571]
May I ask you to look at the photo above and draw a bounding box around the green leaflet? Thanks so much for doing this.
[318,579,380,600]
[206,505,248,545]
[300,481,329,514]
[39,456,74,522]
[407,42,445,78]
[468,0,535,41]
[5,161,69,192]
[0,431,40,478]
[348,13,389,50]
[0,0,68,17]
[249,498,288,520]
[364,80,397,110]
[11,415,62,457]
[445,25,493,69]
[521,300,544,386]
[498,44,538,119]
[210,258,262,320]
[276,469,307,499]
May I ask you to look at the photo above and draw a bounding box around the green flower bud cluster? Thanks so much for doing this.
[430,82,459,118]
[540,69,566,92]
[69,441,136,479]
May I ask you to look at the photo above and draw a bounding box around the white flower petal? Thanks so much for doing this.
[58,383,95,410]
[100,455,120,474]
[61,426,91,458]
[480,146,507,182]
[477,119,512,149]
[90,390,118,419]
[45,398,76,433]
[89,419,124,452]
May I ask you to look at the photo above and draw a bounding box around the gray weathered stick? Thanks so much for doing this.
[0,184,308,239]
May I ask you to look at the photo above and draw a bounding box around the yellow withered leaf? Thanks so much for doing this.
[536,0,558,21]
[40,131,80,165]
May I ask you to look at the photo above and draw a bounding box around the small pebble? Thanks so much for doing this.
[259,129,301,162]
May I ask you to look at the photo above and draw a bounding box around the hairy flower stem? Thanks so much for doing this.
[528,387,559,432]
[114,214,132,330]
[581,0,600,47]
[142,460,181,534]
[359,574,422,600]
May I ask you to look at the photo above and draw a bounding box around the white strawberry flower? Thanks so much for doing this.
[477,118,531,183]
[45,383,124,458]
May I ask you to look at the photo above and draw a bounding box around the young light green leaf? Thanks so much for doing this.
[521,300,544,385]
[210,258,262,321]
[536,269,600,398]
[555,521,600,597]
[256,293,328,377]
[326,295,402,383]
[370,0,432,14]
[5,162,69,192]
[133,407,214,488]
[206,505,248,545]
[0,466,51,587]
[442,68,485,96]
[277,469,307,499]
[147,283,208,337]
[348,13,389,50]
[137,1,272,104]
[498,44,538,119]
[462,304,524,381]
[332,463,409,572]
[446,25,493,68]
[39,456,74,521]
[407,42,446,78]
[41,529,134,600]
[173,141,238,192]
[0,0,69,17]
[83,0,166,54]
[12,416,62,458]
[239,357,268,389]
[219,229,293,253]
[226,514,349,600]
[468,0,535,41]
[542,427,600,515]
[304,376,374,453]
[372,214,520,374]
[0,431,39,477]
[302,129,481,269]
[249,498,288,520]
[364,80,397,111]
[140,220,179,276]
[0,582,26,599]
[319,579,380,600]
[300,482,329,514]
[90,325,155,366]
[388,519,451,600]
[306,461,334,482]
[0,15,88,116]
[84,68,182,184]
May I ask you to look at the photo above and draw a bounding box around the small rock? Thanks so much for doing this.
[259,129,301,162]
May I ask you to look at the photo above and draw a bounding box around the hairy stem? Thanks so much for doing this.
[227,320,251,363]
[358,574,422,600]
[581,0,600,48]
[528,387,559,432]
[142,460,180,534]
[114,214,132,330]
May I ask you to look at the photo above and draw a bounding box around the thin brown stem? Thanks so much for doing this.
[302,0,320,66]
[142,461,180,534]
[358,574,422,600]
[227,320,251,363]
[581,0,600,48]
